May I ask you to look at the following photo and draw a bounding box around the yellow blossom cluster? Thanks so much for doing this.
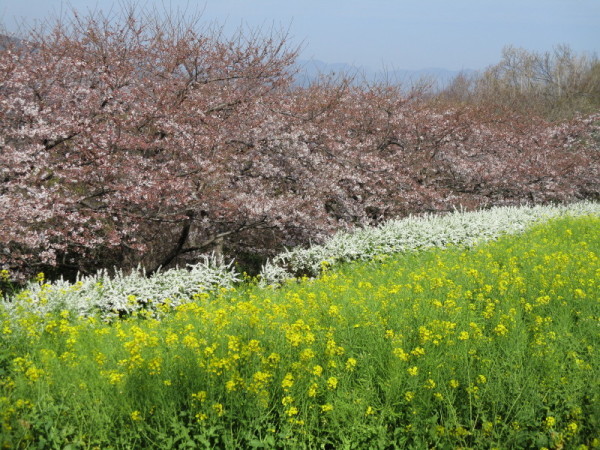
[0,216,597,447]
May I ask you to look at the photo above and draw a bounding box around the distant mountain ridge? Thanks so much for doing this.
[0,35,472,90]
[295,59,477,88]
[0,33,22,50]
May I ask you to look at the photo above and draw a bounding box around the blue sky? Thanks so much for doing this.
[1,0,599,71]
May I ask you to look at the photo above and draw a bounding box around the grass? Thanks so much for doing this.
[1,215,599,448]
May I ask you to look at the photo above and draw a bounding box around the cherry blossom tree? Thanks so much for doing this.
[1,7,598,282]
[0,8,300,279]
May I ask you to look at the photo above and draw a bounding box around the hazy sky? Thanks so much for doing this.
[1,0,599,71]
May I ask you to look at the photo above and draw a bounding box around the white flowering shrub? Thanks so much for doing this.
[259,201,600,286]
[3,201,598,320]
[3,256,239,321]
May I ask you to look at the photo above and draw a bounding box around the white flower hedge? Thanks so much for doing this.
[3,256,239,321]
[258,201,600,286]
[2,201,599,320]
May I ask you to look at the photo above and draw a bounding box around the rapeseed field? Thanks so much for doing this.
[1,216,598,448]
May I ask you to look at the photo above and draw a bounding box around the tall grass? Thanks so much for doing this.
[1,216,599,448]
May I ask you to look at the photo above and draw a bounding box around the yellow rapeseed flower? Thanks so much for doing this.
[300,348,316,360]
[312,365,323,377]
[246,339,261,353]
[424,379,436,389]
[482,421,493,434]
[321,403,334,412]
[212,403,225,417]
[326,376,338,390]
[285,406,299,416]
[106,371,125,385]
[282,373,294,390]
[328,305,341,317]
[192,391,207,402]
[411,347,426,357]
[24,365,45,381]
[393,348,409,361]
[182,334,200,349]
[225,379,237,392]
[345,357,357,371]
[165,332,179,346]
[265,352,281,367]
[493,324,509,336]
[148,357,162,375]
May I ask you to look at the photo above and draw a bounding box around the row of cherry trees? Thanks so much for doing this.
[1,9,599,280]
